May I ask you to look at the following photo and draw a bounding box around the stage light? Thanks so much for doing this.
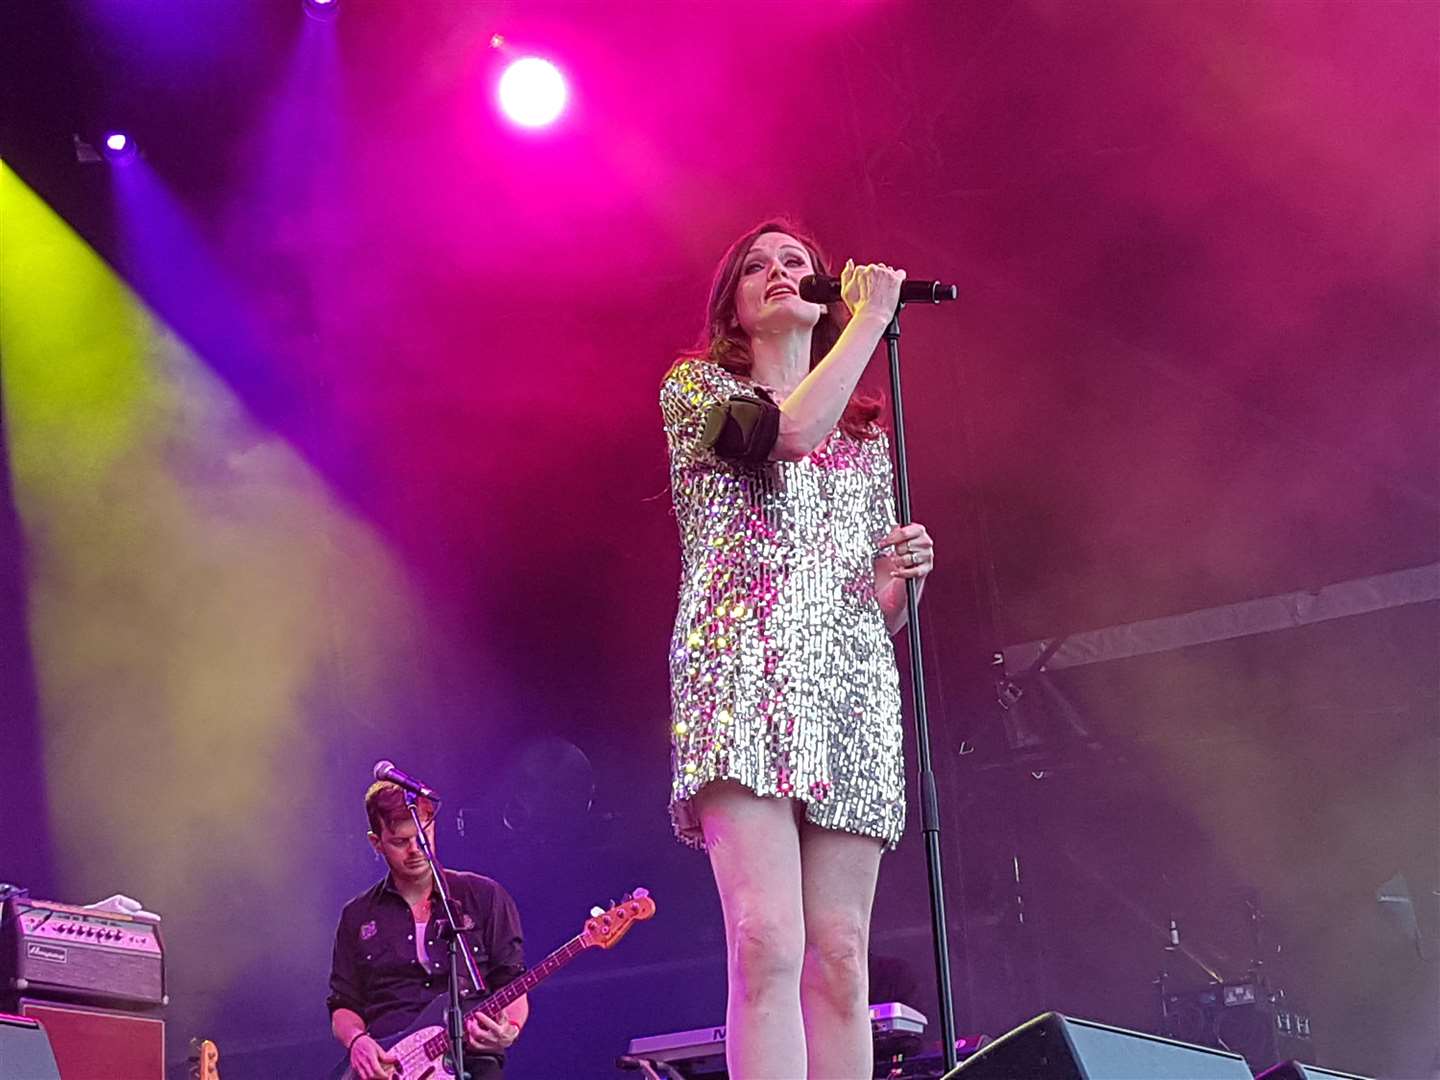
[303,0,339,21]
[498,57,567,128]
[101,131,137,165]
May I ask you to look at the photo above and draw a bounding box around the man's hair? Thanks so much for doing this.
[365,780,436,836]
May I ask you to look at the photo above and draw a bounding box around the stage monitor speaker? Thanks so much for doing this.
[1254,1063,1373,1080]
[942,1011,1254,1079]
[0,1011,61,1080]
[16,998,163,1080]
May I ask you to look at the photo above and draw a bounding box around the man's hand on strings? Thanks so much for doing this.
[465,1010,520,1053]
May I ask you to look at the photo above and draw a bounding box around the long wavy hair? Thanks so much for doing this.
[689,218,883,442]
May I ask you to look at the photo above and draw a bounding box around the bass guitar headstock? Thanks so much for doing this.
[582,888,656,950]
[188,1037,220,1080]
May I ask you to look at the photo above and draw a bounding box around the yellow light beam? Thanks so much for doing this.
[0,159,421,1004]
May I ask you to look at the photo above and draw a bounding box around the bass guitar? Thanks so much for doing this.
[331,888,655,1079]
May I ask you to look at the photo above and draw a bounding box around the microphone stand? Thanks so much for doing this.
[406,794,485,1080]
[884,307,960,1071]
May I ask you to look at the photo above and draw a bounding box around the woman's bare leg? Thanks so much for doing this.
[798,822,883,1080]
[696,781,807,1080]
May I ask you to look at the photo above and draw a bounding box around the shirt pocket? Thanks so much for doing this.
[360,925,423,980]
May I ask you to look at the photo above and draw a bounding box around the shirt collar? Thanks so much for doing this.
[377,870,442,902]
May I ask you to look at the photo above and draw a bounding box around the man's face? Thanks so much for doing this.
[369,813,436,887]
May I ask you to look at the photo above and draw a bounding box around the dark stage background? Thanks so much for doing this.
[1,2,1436,1077]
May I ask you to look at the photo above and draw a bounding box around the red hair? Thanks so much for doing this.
[690,218,883,442]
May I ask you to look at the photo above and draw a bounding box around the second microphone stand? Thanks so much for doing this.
[884,307,960,1071]
[406,794,485,1080]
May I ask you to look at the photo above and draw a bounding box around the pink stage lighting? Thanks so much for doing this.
[303,0,339,21]
[497,57,567,128]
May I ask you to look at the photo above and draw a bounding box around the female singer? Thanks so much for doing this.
[660,220,935,1078]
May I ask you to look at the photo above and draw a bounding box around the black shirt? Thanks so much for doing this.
[327,869,525,1046]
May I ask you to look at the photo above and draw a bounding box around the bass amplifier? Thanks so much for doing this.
[0,897,166,1009]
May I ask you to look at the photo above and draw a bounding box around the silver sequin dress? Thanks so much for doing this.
[661,358,906,850]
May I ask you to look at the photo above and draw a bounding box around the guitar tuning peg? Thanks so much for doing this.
[632,887,650,899]
[589,906,605,918]
[622,891,632,902]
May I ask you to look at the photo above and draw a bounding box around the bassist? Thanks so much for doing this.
[327,780,529,1079]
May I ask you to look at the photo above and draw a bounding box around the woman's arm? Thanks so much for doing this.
[873,522,935,634]
[772,262,904,460]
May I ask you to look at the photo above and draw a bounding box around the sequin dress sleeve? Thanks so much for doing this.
[661,357,906,850]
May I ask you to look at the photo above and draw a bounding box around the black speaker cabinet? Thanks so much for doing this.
[1254,1063,1373,1080]
[943,1012,1255,1079]
[0,1011,62,1080]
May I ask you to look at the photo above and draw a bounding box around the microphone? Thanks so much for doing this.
[373,760,443,803]
[799,273,958,305]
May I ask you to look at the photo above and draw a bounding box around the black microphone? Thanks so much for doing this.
[799,273,958,305]
[373,760,443,802]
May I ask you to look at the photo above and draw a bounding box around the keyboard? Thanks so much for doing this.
[624,1002,928,1076]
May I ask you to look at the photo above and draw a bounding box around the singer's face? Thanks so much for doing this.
[734,232,823,338]
[370,814,437,886]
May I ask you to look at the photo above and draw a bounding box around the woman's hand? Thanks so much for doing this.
[465,1010,520,1053]
[772,259,906,459]
[877,522,935,580]
[875,522,935,634]
[840,258,906,323]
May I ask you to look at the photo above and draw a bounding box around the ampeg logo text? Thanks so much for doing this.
[26,943,67,964]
